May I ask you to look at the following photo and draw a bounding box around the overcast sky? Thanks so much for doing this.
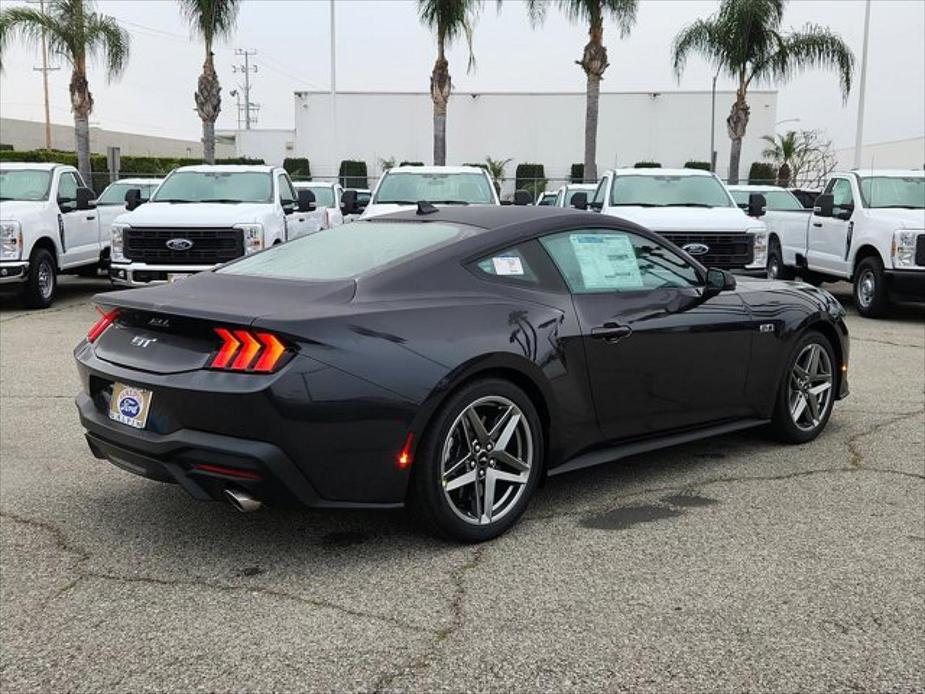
[0,0,922,149]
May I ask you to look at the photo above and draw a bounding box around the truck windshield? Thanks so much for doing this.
[611,175,733,208]
[98,181,159,205]
[858,176,925,209]
[730,189,803,211]
[374,172,494,205]
[152,171,272,203]
[0,169,52,201]
[298,186,335,208]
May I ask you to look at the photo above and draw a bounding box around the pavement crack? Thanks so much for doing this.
[0,301,92,323]
[847,409,924,468]
[851,336,924,349]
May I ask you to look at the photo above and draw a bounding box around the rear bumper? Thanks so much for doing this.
[0,261,29,286]
[110,261,217,287]
[885,269,925,302]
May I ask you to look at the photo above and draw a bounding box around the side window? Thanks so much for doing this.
[58,172,78,201]
[278,175,296,205]
[470,240,564,291]
[592,178,607,205]
[831,179,854,208]
[540,229,701,294]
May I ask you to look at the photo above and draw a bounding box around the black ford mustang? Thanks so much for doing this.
[74,207,849,542]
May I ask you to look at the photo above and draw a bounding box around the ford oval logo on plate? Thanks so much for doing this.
[166,238,193,251]
[682,242,710,256]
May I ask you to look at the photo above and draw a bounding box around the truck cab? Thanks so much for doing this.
[586,168,768,274]
[360,165,500,219]
[0,162,106,308]
[109,165,319,286]
[293,180,345,228]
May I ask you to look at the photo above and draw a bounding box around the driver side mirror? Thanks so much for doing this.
[124,188,143,211]
[74,187,96,211]
[513,189,532,206]
[297,189,316,213]
[814,193,834,218]
[747,192,766,218]
[340,188,358,215]
[835,202,854,221]
[705,267,736,295]
[571,192,588,210]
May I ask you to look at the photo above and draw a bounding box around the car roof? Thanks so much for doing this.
[172,164,275,174]
[565,183,597,190]
[727,184,780,191]
[293,181,336,188]
[0,162,64,171]
[386,165,488,175]
[848,169,925,178]
[608,168,715,177]
[107,178,163,186]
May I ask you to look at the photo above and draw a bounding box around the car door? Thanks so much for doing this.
[56,171,98,267]
[808,177,854,275]
[278,174,311,241]
[540,227,754,441]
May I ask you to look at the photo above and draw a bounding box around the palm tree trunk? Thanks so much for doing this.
[579,25,608,183]
[202,121,215,164]
[725,76,750,185]
[69,65,94,187]
[430,34,450,166]
[195,49,221,164]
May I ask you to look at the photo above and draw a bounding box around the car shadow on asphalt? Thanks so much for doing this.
[0,277,117,315]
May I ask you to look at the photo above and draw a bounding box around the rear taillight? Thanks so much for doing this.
[87,307,120,342]
[209,328,290,373]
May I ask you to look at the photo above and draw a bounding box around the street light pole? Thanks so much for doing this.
[853,0,871,169]
[710,72,717,172]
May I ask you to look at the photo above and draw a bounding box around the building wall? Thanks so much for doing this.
[285,90,777,189]
[834,137,925,171]
[226,128,296,166]
[0,117,235,160]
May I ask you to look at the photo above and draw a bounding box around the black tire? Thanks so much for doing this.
[767,240,795,280]
[770,331,837,444]
[853,255,889,318]
[408,378,543,543]
[20,247,57,309]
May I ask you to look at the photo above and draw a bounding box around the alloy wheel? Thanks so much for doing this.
[441,395,533,525]
[788,343,833,432]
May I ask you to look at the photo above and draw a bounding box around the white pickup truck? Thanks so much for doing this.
[109,165,323,286]
[0,162,107,308]
[750,170,925,317]
[358,165,502,219]
[573,168,769,274]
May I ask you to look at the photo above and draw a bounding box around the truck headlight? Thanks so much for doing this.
[110,223,127,262]
[891,230,921,268]
[749,229,768,266]
[235,223,264,254]
[1,221,22,261]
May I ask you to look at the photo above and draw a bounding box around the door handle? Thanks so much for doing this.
[591,323,632,342]
[812,221,823,227]
[86,215,96,220]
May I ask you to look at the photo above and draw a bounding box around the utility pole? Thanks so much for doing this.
[30,0,59,150]
[229,89,242,130]
[709,73,717,173]
[330,0,338,180]
[853,0,872,169]
[232,49,259,129]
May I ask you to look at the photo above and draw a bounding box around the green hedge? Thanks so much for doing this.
[515,163,546,199]
[748,162,776,185]
[339,160,368,188]
[462,162,488,170]
[684,160,711,171]
[398,161,424,167]
[283,157,311,180]
[570,163,585,183]
[634,161,662,168]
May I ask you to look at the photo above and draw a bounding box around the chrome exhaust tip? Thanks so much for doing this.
[224,488,262,513]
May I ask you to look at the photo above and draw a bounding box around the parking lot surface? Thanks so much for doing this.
[1,278,923,693]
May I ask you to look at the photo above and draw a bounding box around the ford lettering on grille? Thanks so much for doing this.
[166,238,194,251]
[682,242,710,256]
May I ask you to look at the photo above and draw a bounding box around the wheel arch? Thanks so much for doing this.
[30,236,60,270]
[851,244,882,278]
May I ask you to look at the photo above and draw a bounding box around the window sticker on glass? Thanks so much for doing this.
[570,234,643,290]
[492,256,525,276]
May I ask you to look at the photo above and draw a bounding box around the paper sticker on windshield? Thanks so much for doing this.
[492,256,525,276]
[570,234,642,290]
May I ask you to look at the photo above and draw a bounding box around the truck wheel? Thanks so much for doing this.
[767,241,794,280]
[20,248,57,309]
[853,255,889,318]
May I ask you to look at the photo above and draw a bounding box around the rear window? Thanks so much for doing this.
[218,221,468,281]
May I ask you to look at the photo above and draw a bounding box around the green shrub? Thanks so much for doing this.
[462,162,488,170]
[748,162,776,185]
[570,163,585,183]
[339,160,368,188]
[398,161,424,167]
[634,161,661,168]
[283,157,311,180]
[515,163,547,199]
[0,143,12,151]
[684,161,712,171]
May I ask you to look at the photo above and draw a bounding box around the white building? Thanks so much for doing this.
[230,89,779,191]
[834,137,925,171]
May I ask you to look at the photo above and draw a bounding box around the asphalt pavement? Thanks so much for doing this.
[1,277,922,693]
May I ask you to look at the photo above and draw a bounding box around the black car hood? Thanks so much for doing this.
[96,272,357,325]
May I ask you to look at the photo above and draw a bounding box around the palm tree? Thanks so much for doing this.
[178,0,240,164]
[418,0,481,166]
[761,130,802,186]
[484,155,511,194]
[672,0,854,185]
[527,0,638,183]
[0,0,129,185]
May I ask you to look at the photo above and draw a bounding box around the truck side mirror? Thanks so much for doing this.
[814,193,834,218]
[513,189,532,206]
[340,189,358,215]
[297,189,316,212]
[75,187,96,211]
[124,188,143,211]
[747,192,766,218]
[571,192,588,210]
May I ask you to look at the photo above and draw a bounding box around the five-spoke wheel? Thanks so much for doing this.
[771,331,838,443]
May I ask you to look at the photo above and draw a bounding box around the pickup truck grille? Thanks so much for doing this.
[124,228,244,265]
[658,232,755,269]
[915,234,925,266]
